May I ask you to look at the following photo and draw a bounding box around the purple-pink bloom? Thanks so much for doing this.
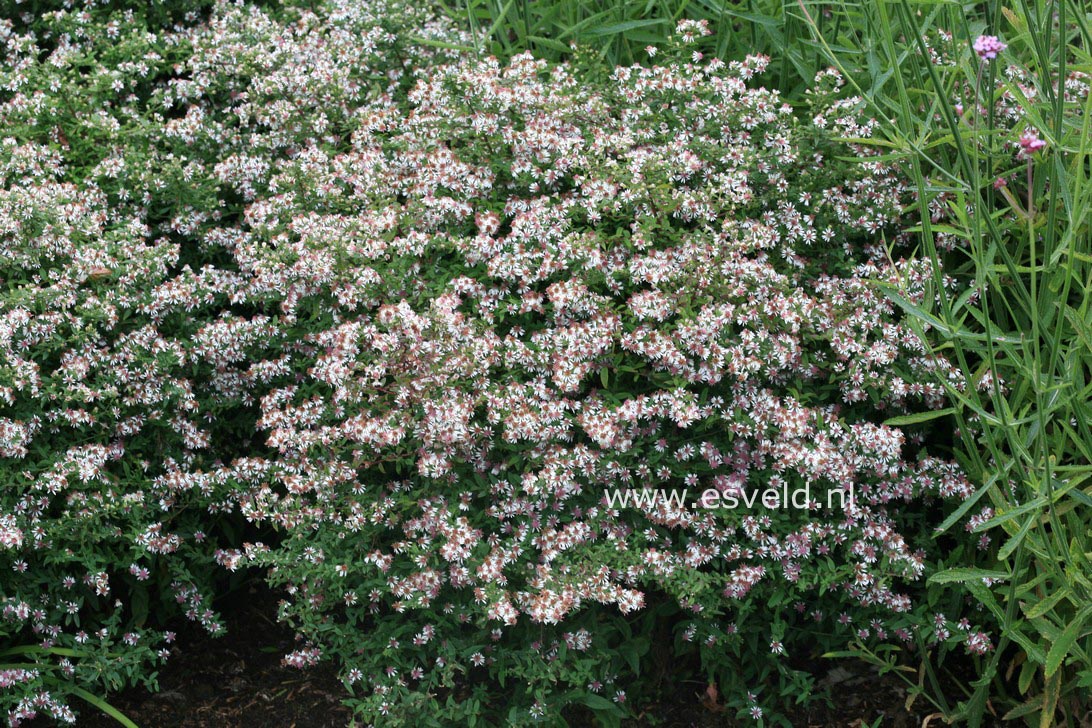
[1018,130,1047,157]
[973,35,1007,60]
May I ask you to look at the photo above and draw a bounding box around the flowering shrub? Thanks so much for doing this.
[0,8,241,724]
[0,1,1013,725]
[148,11,985,723]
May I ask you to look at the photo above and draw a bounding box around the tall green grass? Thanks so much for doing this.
[798,1,1092,725]
[425,0,837,93]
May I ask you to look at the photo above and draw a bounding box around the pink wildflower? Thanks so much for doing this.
[1018,130,1047,157]
[965,631,993,655]
[973,35,1006,60]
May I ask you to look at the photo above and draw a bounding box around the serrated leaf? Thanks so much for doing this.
[1045,607,1091,677]
[526,35,571,54]
[1022,588,1070,620]
[1040,670,1061,728]
[1004,695,1044,721]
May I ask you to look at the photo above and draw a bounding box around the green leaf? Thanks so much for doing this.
[882,407,955,426]
[928,568,1009,584]
[964,579,1006,624]
[618,637,648,674]
[1044,606,1091,677]
[1003,695,1044,721]
[1040,670,1061,728]
[997,514,1036,561]
[131,586,149,627]
[1018,657,1037,695]
[526,35,571,54]
[408,36,475,52]
[70,687,140,728]
[582,19,668,37]
[1022,588,1071,620]
[975,497,1049,532]
[577,692,622,713]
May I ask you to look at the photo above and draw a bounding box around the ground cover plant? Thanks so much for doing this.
[0,0,1088,726]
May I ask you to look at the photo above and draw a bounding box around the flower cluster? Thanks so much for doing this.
[972,34,1006,61]
[0,1,996,725]
[145,12,975,722]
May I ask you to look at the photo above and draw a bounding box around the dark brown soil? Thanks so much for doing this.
[627,669,940,727]
[75,584,351,728]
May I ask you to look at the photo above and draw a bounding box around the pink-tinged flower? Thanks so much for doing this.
[1018,130,1047,157]
[0,515,23,549]
[973,35,1007,61]
[965,631,993,655]
[675,18,711,43]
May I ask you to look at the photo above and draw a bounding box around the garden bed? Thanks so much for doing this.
[1,0,1088,726]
